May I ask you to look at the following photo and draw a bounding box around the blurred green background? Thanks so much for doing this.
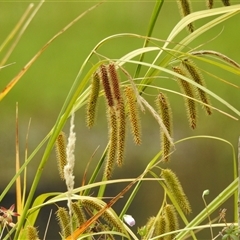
[0,1,240,239]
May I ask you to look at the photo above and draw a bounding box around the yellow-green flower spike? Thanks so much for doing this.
[26,226,40,240]
[104,107,118,179]
[56,207,71,238]
[124,86,142,145]
[72,201,87,227]
[86,72,100,128]
[116,99,126,167]
[161,169,192,215]
[173,66,197,129]
[55,131,67,180]
[153,215,166,240]
[177,0,194,32]
[156,93,173,162]
[164,204,179,239]
[182,59,212,115]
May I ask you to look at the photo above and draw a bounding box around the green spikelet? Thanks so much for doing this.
[72,201,87,227]
[100,64,114,107]
[116,99,126,167]
[156,93,173,162]
[108,63,121,103]
[221,0,230,6]
[55,131,67,180]
[182,59,212,115]
[26,226,40,240]
[161,169,192,215]
[86,72,100,128]
[124,86,142,145]
[153,215,166,240]
[56,207,71,238]
[173,66,197,129]
[164,204,179,239]
[104,107,118,179]
[177,0,194,32]
[82,199,124,233]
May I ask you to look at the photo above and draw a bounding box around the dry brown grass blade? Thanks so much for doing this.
[0,2,103,102]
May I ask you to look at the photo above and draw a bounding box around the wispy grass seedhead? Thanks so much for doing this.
[177,0,194,32]
[156,92,173,162]
[86,72,100,128]
[55,131,67,181]
[182,59,212,115]
[161,169,192,215]
[125,86,142,145]
[173,66,197,129]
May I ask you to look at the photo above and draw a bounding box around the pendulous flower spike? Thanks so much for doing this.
[55,131,67,181]
[161,169,192,215]
[26,226,40,240]
[108,63,122,103]
[156,93,173,162]
[100,64,114,107]
[125,86,142,145]
[116,99,126,167]
[182,59,212,115]
[56,207,71,238]
[86,72,100,128]
[177,0,194,32]
[173,66,197,129]
[72,201,87,227]
[104,107,118,179]
[164,204,179,239]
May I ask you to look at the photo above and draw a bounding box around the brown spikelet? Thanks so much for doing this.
[104,107,118,179]
[161,169,192,215]
[72,202,87,227]
[207,0,214,9]
[221,0,230,6]
[56,207,71,238]
[125,86,142,145]
[108,63,122,103]
[55,131,67,180]
[26,226,40,240]
[182,59,212,115]
[100,64,114,107]
[177,0,194,32]
[116,99,126,167]
[156,93,173,162]
[86,72,100,128]
[173,66,197,129]
[164,204,179,239]
[82,199,124,233]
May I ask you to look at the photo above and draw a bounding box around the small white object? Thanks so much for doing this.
[123,214,135,227]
